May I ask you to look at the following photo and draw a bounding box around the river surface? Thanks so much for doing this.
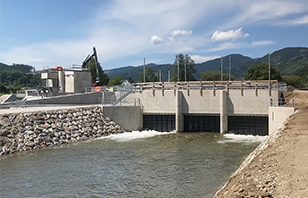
[0,131,266,198]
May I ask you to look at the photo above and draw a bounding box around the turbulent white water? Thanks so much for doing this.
[102,130,267,144]
[218,133,268,145]
[101,130,176,142]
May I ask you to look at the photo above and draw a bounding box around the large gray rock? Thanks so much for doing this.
[0,116,10,127]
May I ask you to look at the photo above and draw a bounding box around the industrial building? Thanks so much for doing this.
[41,67,92,95]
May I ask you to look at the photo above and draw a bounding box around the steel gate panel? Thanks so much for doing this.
[184,115,220,132]
[228,116,268,135]
[143,114,175,132]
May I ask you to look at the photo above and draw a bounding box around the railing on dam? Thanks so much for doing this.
[86,80,279,94]
[132,80,279,92]
[102,98,142,107]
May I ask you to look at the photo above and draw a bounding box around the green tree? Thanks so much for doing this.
[138,67,158,82]
[244,63,282,81]
[0,82,8,93]
[200,70,236,81]
[282,75,302,88]
[170,54,196,81]
[0,70,41,88]
[108,77,124,86]
[88,58,110,86]
[296,65,308,88]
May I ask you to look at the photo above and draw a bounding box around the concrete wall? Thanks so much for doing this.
[269,107,295,136]
[227,89,278,115]
[181,90,221,114]
[127,90,176,114]
[64,71,91,93]
[126,89,278,115]
[23,92,102,105]
[102,106,143,131]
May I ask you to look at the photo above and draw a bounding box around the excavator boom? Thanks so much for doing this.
[82,47,100,83]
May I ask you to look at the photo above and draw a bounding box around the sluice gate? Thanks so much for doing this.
[143,114,175,132]
[184,114,220,132]
[143,114,268,135]
[228,115,268,136]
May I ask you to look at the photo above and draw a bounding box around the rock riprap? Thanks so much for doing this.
[0,106,125,155]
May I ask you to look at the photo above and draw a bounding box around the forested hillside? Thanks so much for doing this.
[0,63,41,93]
[106,47,308,82]
[0,63,35,73]
[256,47,308,75]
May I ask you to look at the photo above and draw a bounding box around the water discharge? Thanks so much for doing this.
[102,130,176,142]
[0,131,266,198]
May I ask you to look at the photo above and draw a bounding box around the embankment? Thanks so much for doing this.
[0,106,125,156]
[213,91,308,198]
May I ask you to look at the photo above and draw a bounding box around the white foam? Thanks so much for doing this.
[100,130,176,142]
[217,133,268,145]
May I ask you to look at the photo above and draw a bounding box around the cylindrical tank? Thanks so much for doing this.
[58,69,65,93]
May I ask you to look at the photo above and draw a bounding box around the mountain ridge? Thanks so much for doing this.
[1,47,307,82]
[105,47,308,81]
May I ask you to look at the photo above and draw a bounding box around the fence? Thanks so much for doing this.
[270,97,295,107]
[102,98,142,107]
[132,80,279,91]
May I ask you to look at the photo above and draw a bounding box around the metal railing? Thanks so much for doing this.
[270,98,295,107]
[111,88,133,105]
[102,98,142,107]
[131,80,279,92]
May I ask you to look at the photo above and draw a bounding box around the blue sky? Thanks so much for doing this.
[1,0,308,71]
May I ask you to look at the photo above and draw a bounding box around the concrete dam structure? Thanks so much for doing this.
[102,81,295,135]
[1,80,293,136]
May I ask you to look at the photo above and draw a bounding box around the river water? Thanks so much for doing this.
[0,131,266,198]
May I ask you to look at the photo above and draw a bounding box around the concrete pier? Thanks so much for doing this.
[220,90,228,134]
[176,90,184,132]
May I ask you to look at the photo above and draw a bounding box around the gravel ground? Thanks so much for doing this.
[213,90,308,198]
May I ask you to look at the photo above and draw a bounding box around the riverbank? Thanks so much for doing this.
[0,106,125,155]
[213,90,308,197]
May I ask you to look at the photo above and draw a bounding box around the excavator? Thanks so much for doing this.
[82,47,102,91]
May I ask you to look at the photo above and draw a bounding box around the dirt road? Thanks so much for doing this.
[213,90,308,198]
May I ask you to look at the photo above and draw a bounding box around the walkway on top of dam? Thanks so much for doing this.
[0,104,99,115]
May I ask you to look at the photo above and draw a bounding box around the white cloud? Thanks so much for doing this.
[2,0,308,70]
[281,15,308,25]
[207,42,247,52]
[150,35,164,45]
[226,0,308,28]
[169,30,192,41]
[252,40,275,46]
[211,27,249,42]
[191,55,219,63]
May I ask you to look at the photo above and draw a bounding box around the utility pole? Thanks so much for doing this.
[268,53,271,81]
[184,55,187,81]
[143,58,145,83]
[229,55,231,81]
[177,57,179,82]
[168,67,170,82]
[221,56,223,81]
